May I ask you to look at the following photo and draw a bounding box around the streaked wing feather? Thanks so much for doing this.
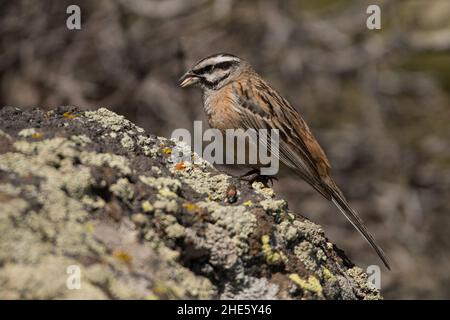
[230,78,390,269]
[232,81,328,194]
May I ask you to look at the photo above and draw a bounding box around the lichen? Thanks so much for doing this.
[261,234,286,266]
[346,267,381,300]
[79,151,131,176]
[131,213,147,226]
[109,178,134,200]
[139,176,181,193]
[70,134,92,147]
[84,108,138,133]
[251,181,275,198]
[289,274,324,298]
[322,267,337,282]
[199,201,257,255]
[120,133,135,150]
[165,223,185,239]
[294,241,324,272]
[153,199,178,213]
[167,140,229,201]
[18,128,37,137]
[260,198,287,214]
[141,200,154,213]
[0,107,381,300]
[178,170,230,201]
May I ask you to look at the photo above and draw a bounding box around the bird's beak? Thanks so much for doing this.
[179,71,199,88]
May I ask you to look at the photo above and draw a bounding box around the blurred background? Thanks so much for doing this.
[1,0,449,299]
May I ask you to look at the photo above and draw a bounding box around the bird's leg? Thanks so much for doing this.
[239,168,278,187]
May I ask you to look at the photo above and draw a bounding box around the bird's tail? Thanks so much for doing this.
[329,186,391,270]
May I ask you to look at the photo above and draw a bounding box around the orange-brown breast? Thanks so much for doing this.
[203,84,240,132]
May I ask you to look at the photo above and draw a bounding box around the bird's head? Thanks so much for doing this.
[179,53,247,90]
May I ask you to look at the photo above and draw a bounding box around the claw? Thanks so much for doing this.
[238,169,277,188]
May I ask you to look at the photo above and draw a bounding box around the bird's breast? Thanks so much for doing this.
[203,87,240,132]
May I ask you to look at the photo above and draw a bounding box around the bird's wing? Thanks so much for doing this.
[230,79,391,269]
[231,79,332,197]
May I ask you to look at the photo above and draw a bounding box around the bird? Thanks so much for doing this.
[179,53,390,270]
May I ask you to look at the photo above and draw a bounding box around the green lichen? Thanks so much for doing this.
[346,267,381,300]
[70,134,92,147]
[79,151,131,176]
[180,171,230,201]
[165,223,185,239]
[251,181,275,198]
[276,220,300,243]
[153,199,178,213]
[167,140,228,201]
[18,128,37,137]
[120,133,135,150]
[81,195,106,209]
[294,241,322,272]
[280,218,326,246]
[109,178,134,200]
[260,198,287,214]
[199,201,257,255]
[158,188,178,199]
[131,213,147,226]
[0,183,22,197]
[139,176,181,193]
[136,135,158,157]
[84,108,137,132]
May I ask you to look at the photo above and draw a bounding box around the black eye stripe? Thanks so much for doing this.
[193,61,236,75]
[193,65,210,75]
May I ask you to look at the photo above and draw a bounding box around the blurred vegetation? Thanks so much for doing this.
[0,0,449,299]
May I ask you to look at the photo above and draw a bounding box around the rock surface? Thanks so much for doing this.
[0,106,380,299]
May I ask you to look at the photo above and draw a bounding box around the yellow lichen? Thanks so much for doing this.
[31,132,43,139]
[289,274,323,297]
[261,234,286,265]
[183,202,198,213]
[322,267,337,282]
[141,200,154,213]
[63,111,76,119]
[243,200,253,207]
[85,222,95,233]
[151,281,182,299]
[113,250,133,265]
[158,188,178,199]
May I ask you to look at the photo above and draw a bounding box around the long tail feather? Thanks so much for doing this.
[331,192,391,270]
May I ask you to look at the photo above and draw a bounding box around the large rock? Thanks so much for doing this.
[0,106,380,299]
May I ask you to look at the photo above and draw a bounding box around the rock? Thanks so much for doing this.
[0,106,380,300]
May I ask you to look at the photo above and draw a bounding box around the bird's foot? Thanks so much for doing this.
[239,169,278,188]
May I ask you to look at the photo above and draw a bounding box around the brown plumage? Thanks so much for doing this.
[179,53,390,269]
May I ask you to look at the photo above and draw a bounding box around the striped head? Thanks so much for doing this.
[179,53,246,90]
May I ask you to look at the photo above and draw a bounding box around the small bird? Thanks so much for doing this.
[179,53,390,269]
